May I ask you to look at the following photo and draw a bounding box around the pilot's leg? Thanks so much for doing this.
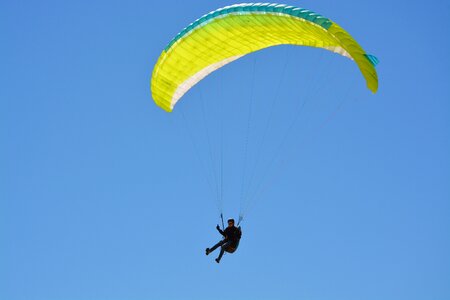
[206,239,226,255]
[215,241,231,263]
[215,247,225,263]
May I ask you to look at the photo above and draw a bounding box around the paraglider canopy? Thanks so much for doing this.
[151,3,378,112]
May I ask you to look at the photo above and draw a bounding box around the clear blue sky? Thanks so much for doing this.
[1,1,449,300]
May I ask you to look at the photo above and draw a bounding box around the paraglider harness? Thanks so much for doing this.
[220,214,242,253]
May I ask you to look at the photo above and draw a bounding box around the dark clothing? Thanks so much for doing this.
[209,239,228,253]
[217,226,241,243]
[216,239,235,261]
[208,225,242,263]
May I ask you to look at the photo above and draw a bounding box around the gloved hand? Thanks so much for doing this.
[216,225,221,231]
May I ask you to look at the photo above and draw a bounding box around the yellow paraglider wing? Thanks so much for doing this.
[151,3,378,112]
